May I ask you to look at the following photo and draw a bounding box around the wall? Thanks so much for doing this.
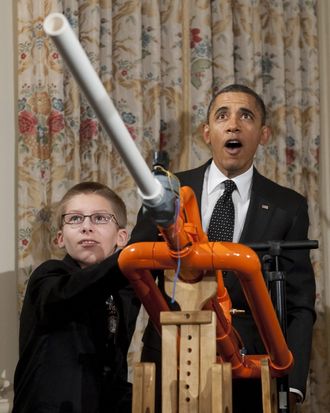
[0,0,18,404]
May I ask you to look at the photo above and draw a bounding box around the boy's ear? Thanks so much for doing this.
[116,228,129,248]
[57,230,65,249]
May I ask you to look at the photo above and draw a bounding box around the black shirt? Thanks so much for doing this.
[13,253,139,413]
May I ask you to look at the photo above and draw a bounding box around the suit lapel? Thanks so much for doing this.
[239,168,275,243]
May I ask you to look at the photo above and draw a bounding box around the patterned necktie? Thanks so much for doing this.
[208,180,237,242]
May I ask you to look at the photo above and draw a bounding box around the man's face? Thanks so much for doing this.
[203,91,270,178]
[57,193,128,268]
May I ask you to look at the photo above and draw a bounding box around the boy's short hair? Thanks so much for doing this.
[56,182,127,229]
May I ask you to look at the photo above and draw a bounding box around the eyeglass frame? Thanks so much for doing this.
[61,212,119,227]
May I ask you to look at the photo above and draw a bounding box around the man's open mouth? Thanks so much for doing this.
[225,140,242,149]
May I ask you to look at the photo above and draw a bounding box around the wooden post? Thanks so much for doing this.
[261,358,278,413]
[211,363,232,413]
[132,362,155,413]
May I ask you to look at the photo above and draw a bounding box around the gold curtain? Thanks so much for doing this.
[17,0,327,411]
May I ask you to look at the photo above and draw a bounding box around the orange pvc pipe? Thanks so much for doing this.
[118,186,293,378]
[119,241,293,378]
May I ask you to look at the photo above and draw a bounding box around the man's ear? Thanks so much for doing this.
[57,230,65,249]
[260,125,271,145]
[203,123,211,145]
[116,228,129,248]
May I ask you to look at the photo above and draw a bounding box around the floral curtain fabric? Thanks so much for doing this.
[17,0,327,411]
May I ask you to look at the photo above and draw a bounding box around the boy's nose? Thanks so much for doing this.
[81,227,93,233]
[80,216,94,232]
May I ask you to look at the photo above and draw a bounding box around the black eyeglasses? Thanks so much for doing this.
[62,213,119,226]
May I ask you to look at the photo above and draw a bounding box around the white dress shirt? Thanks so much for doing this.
[201,161,253,242]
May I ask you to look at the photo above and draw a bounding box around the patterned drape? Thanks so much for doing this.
[17,1,328,411]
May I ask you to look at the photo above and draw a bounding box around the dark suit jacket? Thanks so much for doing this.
[13,253,137,413]
[131,160,316,397]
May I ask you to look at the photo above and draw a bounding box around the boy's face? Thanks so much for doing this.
[57,193,128,268]
[203,91,270,178]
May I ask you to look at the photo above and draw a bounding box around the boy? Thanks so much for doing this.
[13,182,137,413]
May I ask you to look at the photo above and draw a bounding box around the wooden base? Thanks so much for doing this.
[132,338,278,413]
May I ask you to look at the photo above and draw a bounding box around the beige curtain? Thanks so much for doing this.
[17,0,327,411]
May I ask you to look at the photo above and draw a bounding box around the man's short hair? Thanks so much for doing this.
[206,83,267,125]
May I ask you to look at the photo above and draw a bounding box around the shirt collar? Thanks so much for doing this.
[207,160,253,201]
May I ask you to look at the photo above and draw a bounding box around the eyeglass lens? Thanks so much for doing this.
[63,213,117,225]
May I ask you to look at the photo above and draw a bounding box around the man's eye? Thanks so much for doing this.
[216,112,227,120]
[241,112,253,120]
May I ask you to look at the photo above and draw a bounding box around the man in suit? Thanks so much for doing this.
[130,84,316,412]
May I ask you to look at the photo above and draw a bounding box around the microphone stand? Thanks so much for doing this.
[246,240,318,413]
